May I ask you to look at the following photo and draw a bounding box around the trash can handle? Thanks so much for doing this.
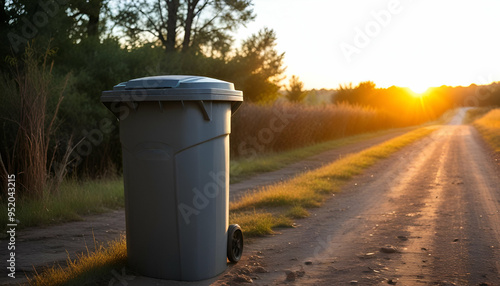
[231,101,243,115]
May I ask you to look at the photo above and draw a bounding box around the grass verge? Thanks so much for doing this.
[464,107,494,124]
[0,178,124,235]
[28,236,127,286]
[473,108,500,152]
[30,125,437,284]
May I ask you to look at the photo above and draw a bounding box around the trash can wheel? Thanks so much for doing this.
[227,224,243,263]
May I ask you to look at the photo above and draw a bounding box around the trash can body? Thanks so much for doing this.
[101,76,242,281]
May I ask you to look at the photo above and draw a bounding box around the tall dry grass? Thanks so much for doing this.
[230,102,397,157]
[0,44,69,197]
[473,108,500,153]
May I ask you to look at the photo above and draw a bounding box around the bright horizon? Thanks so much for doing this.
[237,0,500,91]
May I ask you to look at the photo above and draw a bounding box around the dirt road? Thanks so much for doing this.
[217,109,500,285]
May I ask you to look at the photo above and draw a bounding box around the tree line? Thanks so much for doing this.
[334,81,500,124]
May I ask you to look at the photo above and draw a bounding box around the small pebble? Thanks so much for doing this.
[380,246,398,253]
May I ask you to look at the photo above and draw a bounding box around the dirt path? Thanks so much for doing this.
[214,109,500,285]
[0,128,411,285]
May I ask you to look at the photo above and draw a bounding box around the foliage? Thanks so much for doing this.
[114,0,255,54]
[285,75,307,102]
[1,0,107,60]
[228,28,285,103]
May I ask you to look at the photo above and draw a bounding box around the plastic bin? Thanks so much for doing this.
[101,75,243,281]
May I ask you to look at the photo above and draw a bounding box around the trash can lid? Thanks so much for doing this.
[101,75,242,103]
[115,75,236,91]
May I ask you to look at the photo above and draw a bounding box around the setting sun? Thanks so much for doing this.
[409,85,429,96]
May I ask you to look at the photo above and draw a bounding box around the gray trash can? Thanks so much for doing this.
[101,75,244,281]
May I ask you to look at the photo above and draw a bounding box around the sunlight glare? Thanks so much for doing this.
[409,85,429,97]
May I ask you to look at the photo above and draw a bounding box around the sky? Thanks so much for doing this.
[237,0,500,91]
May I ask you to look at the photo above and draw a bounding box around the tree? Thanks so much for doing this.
[334,81,376,106]
[1,0,107,61]
[285,75,306,103]
[2,1,74,57]
[68,0,107,38]
[166,0,180,52]
[0,0,11,61]
[229,28,285,103]
[115,0,255,54]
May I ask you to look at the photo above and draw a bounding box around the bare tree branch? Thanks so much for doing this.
[158,0,166,26]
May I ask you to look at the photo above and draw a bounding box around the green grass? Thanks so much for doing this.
[0,178,124,235]
[230,211,293,237]
[284,205,310,219]
[473,108,500,152]
[30,125,438,285]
